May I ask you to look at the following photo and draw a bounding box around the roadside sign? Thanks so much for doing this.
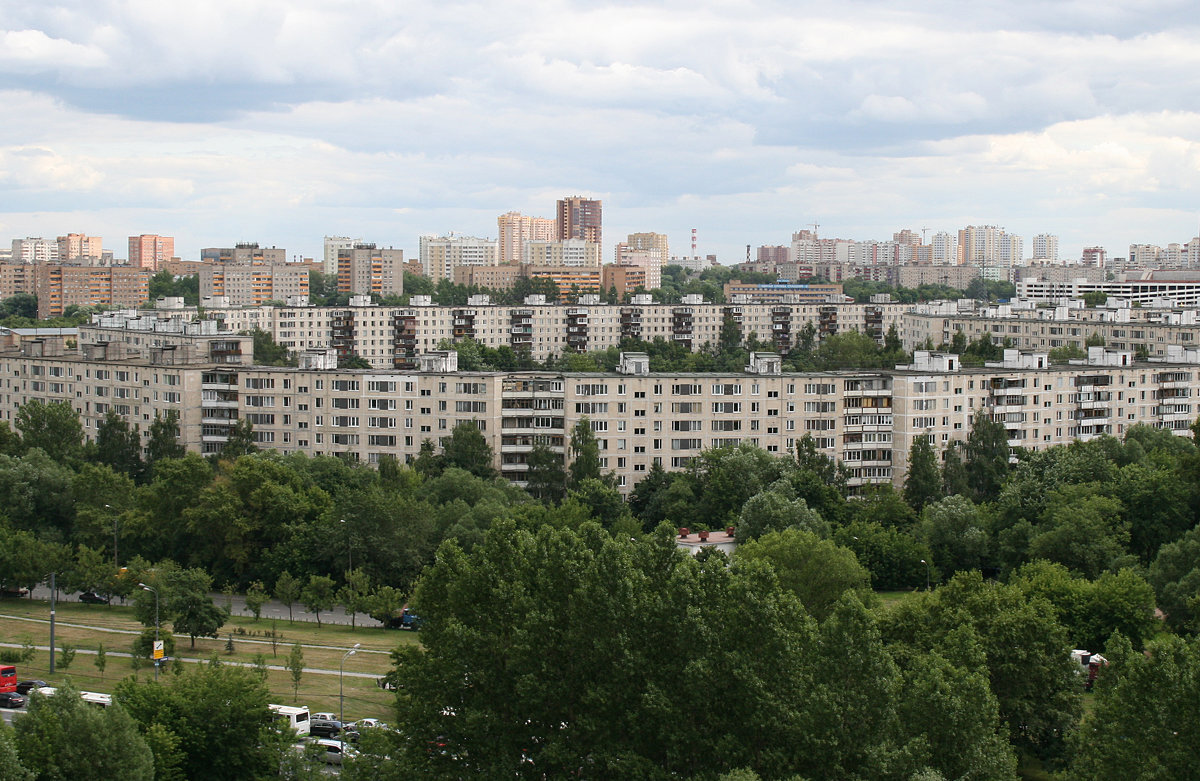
[153,640,164,660]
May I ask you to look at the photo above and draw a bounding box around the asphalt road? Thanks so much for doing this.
[21,586,384,628]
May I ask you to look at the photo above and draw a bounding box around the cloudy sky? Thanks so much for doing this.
[2,0,1199,264]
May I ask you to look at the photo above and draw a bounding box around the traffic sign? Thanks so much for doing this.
[153,640,164,660]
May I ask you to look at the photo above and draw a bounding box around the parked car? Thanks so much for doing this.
[310,738,359,765]
[352,718,389,731]
[309,718,347,739]
[310,712,337,722]
[15,680,47,696]
[0,587,29,599]
[0,692,27,709]
[78,591,110,604]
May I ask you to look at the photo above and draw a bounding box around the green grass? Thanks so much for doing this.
[0,598,419,721]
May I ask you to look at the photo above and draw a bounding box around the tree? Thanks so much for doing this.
[245,580,268,621]
[524,442,566,504]
[880,572,1081,760]
[274,571,301,622]
[145,410,186,471]
[301,574,336,626]
[220,419,258,459]
[251,328,293,366]
[337,568,371,629]
[737,480,828,540]
[441,421,496,479]
[286,643,305,702]
[735,529,873,620]
[1028,488,1131,579]
[14,399,84,463]
[14,682,155,781]
[1148,523,1200,633]
[964,411,1010,503]
[903,435,941,513]
[0,721,32,781]
[1069,633,1199,780]
[94,409,145,480]
[568,418,602,485]
[337,353,372,370]
[115,662,278,781]
[367,585,406,625]
[917,495,990,578]
[136,567,228,649]
[94,642,107,680]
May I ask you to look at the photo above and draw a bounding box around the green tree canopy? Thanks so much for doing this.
[14,682,155,781]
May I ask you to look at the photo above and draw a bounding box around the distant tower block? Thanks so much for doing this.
[692,228,697,255]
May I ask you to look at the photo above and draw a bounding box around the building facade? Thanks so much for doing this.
[4,324,1195,496]
[34,265,151,318]
[128,235,175,271]
[419,235,498,283]
[336,245,405,297]
[556,196,602,246]
[498,212,555,265]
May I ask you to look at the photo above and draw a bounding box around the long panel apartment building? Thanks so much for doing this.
[190,295,908,368]
[3,314,1197,494]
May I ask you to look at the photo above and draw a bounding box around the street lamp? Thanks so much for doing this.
[920,559,931,592]
[48,572,56,674]
[339,519,353,574]
[105,504,118,570]
[339,643,361,726]
[139,583,160,681]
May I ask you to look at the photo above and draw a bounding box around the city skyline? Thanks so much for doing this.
[1,1,1199,265]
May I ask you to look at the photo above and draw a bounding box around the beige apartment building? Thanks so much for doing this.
[188,297,911,368]
[419,236,498,283]
[336,245,404,297]
[523,239,601,267]
[200,264,309,307]
[3,320,1196,494]
[902,305,1200,358]
[497,212,555,265]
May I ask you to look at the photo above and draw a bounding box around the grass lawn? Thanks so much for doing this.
[0,597,419,722]
[874,589,923,606]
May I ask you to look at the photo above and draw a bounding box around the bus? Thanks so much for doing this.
[80,691,112,708]
[269,704,311,736]
[0,665,15,693]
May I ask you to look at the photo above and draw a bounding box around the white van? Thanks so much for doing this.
[269,704,311,736]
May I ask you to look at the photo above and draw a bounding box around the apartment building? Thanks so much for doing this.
[336,245,404,297]
[188,296,911,368]
[323,236,361,276]
[4,321,1196,495]
[419,235,498,283]
[11,238,58,264]
[556,196,602,246]
[34,265,151,318]
[128,235,175,271]
[902,304,1200,358]
[722,281,844,304]
[201,244,287,265]
[498,212,554,265]
[57,234,103,262]
[0,263,37,298]
[1015,273,1200,307]
[523,239,601,267]
[200,264,309,307]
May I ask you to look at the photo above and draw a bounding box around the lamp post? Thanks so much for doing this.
[920,559,931,592]
[339,643,360,726]
[48,572,56,674]
[105,504,118,570]
[139,583,159,681]
[340,518,352,573]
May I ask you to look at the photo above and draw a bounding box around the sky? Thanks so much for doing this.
[2,0,1200,265]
